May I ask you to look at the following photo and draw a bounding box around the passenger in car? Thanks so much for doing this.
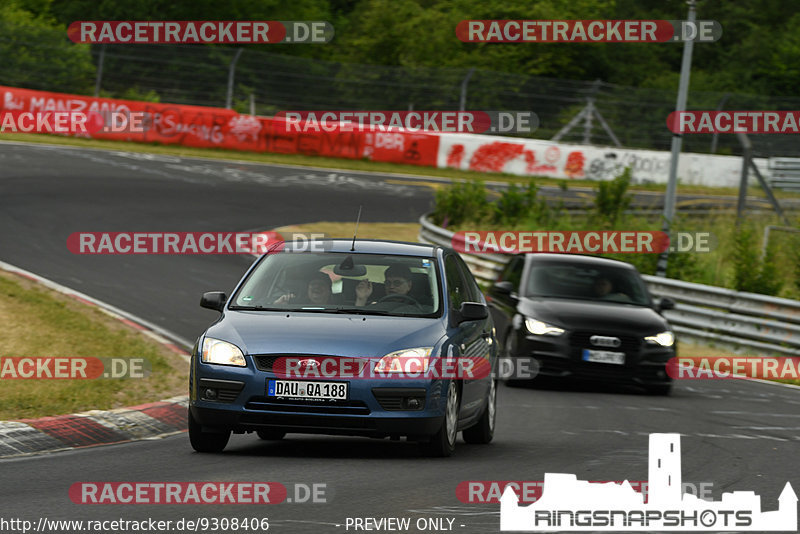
[274,271,332,305]
[593,276,632,302]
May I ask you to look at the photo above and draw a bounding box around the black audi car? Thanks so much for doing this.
[488,253,676,394]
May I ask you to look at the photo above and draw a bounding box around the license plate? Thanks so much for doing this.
[582,349,625,365]
[268,380,348,400]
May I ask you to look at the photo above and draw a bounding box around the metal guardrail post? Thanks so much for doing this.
[226,49,244,110]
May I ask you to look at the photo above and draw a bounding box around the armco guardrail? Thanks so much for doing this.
[419,214,800,356]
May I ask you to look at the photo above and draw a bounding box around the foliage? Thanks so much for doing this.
[430,180,491,228]
[0,2,94,94]
[491,181,552,227]
[729,224,783,296]
[594,167,633,227]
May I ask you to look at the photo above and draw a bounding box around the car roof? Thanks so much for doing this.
[281,238,440,257]
[524,253,638,270]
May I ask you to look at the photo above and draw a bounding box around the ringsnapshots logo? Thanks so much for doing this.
[274,111,538,134]
[500,433,797,531]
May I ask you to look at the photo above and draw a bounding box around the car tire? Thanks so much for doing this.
[256,429,286,440]
[502,332,526,388]
[188,409,231,453]
[420,381,459,457]
[463,378,496,444]
[646,383,673,396]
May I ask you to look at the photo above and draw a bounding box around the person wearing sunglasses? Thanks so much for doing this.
[354,264,414,306]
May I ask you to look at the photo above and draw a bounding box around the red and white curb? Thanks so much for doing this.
[0,260,193,457]
[0,397,189,458]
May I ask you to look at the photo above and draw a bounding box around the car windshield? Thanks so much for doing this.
[524,262,651,306]
[230,251,441,317]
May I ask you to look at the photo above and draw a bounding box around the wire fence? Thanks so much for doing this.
[3,28,800,158]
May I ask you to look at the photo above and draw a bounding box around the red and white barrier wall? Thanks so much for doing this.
[1,86,758,187]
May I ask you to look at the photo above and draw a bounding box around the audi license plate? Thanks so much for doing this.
[268,380,348,400]
[582,349,625,365]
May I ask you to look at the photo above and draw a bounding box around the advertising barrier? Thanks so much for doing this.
[0,85,766,187]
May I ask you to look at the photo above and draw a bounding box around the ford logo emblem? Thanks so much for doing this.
[298,359,320,368]
[590,335,621,348]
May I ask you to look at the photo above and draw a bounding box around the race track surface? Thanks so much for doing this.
[1,141,797,534]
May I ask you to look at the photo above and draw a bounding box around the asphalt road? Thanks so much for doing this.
[0,141,798,534]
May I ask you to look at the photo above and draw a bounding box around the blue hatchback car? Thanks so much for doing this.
[189,239,498,456]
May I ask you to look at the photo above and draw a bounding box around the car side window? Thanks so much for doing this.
[500,256,524,290]
[454,254,483,304]
[444,255,466,311]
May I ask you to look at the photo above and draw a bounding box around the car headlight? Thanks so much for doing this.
[374,347,433,373]
[525,318,565,336]
[201,337,246,367]
[645,331,675,347]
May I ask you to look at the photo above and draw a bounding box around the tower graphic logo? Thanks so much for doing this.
[500,433,797,531]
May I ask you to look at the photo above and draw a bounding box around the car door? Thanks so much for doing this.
[444,254,491,421]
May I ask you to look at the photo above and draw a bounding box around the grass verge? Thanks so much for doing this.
[0,270,188,420]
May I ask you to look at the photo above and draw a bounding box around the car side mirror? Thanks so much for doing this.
[493,281,514,296]
[658,297,675,312]
[457,302,489,323]
[201,291,227,312]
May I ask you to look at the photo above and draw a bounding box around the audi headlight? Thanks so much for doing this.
[375,347,432,373]
[645,331,675,347]
[201,338,246,366]
[525,318,565,336]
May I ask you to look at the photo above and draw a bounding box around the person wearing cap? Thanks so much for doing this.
[354,264,413,306]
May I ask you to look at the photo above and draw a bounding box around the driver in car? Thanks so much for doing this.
[354,264,413,306]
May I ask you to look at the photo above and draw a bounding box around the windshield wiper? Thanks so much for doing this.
[228,305,284,311]
[327,307,393,316]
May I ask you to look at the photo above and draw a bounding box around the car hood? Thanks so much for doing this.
[518,297,669,334]
[205,310,446,357]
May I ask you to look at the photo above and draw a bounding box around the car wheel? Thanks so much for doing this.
[463,378,496,444]
[256,429,286,440]
[420,381,459,457]
[188,409,231,453]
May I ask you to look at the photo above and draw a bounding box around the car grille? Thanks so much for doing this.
[569,331,642,353]
[244,396,371,415]
[252,354,371,374]
[216,390,240,403]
